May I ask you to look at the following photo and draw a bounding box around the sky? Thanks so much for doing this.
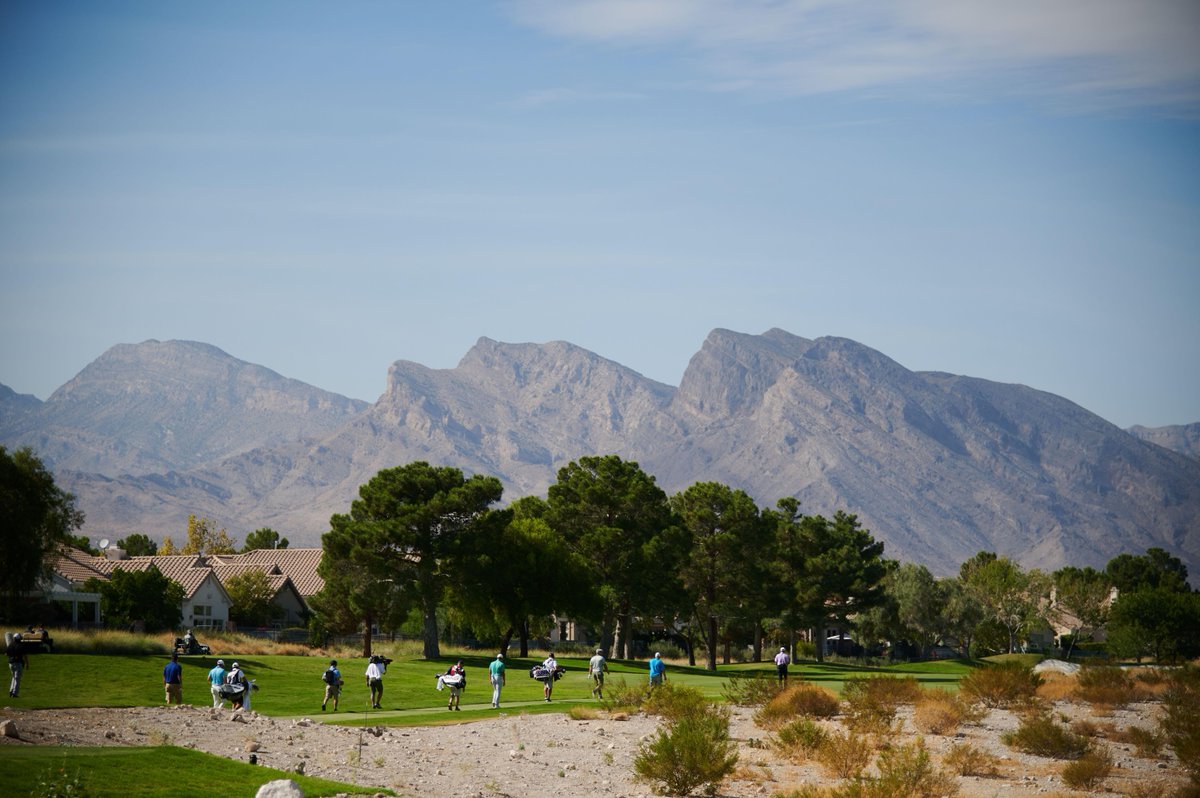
[1,1,1198,429]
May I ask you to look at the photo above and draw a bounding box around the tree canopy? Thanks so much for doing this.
[242,527,289,552]
[116,533,159,557]
[0,446,84,620]
[322,461,504,658]
[85,567,184,632]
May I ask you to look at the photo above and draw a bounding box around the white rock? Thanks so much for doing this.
[0,719,17,738]
[1033,659,1081,675]
[255,779,305,798]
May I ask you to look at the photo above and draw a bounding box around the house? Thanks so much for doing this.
[209,548,325,612]
[45,549,234,630]
[88,553,234,631]
[208,561,308,626]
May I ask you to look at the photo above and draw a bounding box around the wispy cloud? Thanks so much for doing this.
[510,0,1200,111]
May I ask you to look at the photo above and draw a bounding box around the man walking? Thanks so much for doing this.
[648,651,667,689]
[366,655,386,709]
[774,646,791,687]
[588,647,609,699]
[207,659,227,708]
[8,633,28,698]
[488,652,506,708]
[322,659,342,712]
[163,653,183,704]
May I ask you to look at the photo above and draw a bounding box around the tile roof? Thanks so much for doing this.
[67,553,220,599]
[226,548,325,596]
[52,549,111,584]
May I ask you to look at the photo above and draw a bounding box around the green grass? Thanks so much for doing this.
[0,746,391,797]
[7,650,974,723]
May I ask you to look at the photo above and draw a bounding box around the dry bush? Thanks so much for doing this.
[912,689,982,735]
[567,705,600,720]
[1118,725,1167,759]
[724,671,782,707]
[754,683,840,729]
[874,739,959,798]
[814,728,875,779]
[599,677,649,714]
[1001,712,1091,759]
[1036,672,1077,702]
[772,717,828,762]
[633,706,739,797]
[960,662,1042,708]
[1061,747,1113,790]
[842,677,919,734]
[1163,667,1200,787]
[1071,718,1103,738]
[942,743,1001,776]
[642,682,711,722]
[1074,666,1143,710]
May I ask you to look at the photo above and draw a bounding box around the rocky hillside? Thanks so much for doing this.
[1128,422,1200,461]
[2,331,1197,578]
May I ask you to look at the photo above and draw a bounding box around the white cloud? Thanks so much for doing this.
[510,0,1200,110]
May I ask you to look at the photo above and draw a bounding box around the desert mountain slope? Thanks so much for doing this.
[1128,422,1200,461]
[3,331,1197,578]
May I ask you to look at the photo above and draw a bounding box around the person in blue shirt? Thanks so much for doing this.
[322,659,342,712]
[649,651,667,688]
[163,653,183,704]
[207,659,227,708]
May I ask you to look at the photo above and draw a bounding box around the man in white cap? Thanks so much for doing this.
[588,647,609,699]
[207,659,227,708]
[226,661,248,709]
[8,633,28,698]
[488,652,506,708]
[774,645,791,687]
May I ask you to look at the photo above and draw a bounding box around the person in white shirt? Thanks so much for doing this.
[774,646,791,687]
[366,656,386,709]
[587,648,609,699]
[541,651,558,702]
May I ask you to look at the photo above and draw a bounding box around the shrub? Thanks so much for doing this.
[772,718,828,762]
[754,683,840,729]
[842,677,916,734]
[874,739,958,798]
[633,706,738,797]
[1001,712,1090,759]
[1074,666,1141,709]
[723,671,780,707]
[942,743,1001,776]
[1061,747,1113,790]
[814,728,875,779]
[1163,666,1200,785]
[600,677,649,714]
[960,662,1042,708]
[1120,725,1166,758]
[643,682,710,722]
[912,690,980,735]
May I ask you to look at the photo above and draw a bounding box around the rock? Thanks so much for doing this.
[245,740,261,752]
[230,713,248,723]
[1,719,18,738]
[1033,659,1081,676]
[255,779,304,798]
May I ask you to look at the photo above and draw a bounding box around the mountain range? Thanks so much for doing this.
[2,330,1197,579]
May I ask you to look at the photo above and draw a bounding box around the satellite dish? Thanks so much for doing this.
[98,538,110,550]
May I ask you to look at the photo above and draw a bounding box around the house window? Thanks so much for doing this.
[559,621,569,641]
[193,605,217,629]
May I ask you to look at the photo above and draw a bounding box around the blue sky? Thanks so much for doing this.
[1,1,1197,428]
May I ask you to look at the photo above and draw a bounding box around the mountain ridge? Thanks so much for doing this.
[2,332,1197,579]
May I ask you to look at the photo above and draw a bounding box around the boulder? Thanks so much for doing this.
[255,779,304,798]
[1032,659,1081,675]
[1,719,18,738]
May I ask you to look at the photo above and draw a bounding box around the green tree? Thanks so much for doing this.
[1050,566,1113,659]
[546,454,677,658]
[323,461,504,659]
[939,577,985,656]
[67,534,99,554]
[1107,587,1200,664]
[241,527,289,552]
[180,515,238,555]
[888,562,943,657]
[0,446,85,620]
[670,481,765,671]
[225,569,284,627]
[964,556,1050,654]
[1105,548,1190,594]
[453,513,600,656]
[116,533,158,557]
[310,554,410,656]
[84,567,184,631]
[778,510,887,662]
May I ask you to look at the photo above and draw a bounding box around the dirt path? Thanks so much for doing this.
[0,700,1185,797]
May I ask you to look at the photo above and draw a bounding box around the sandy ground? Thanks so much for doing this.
[0,698,1188,797]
